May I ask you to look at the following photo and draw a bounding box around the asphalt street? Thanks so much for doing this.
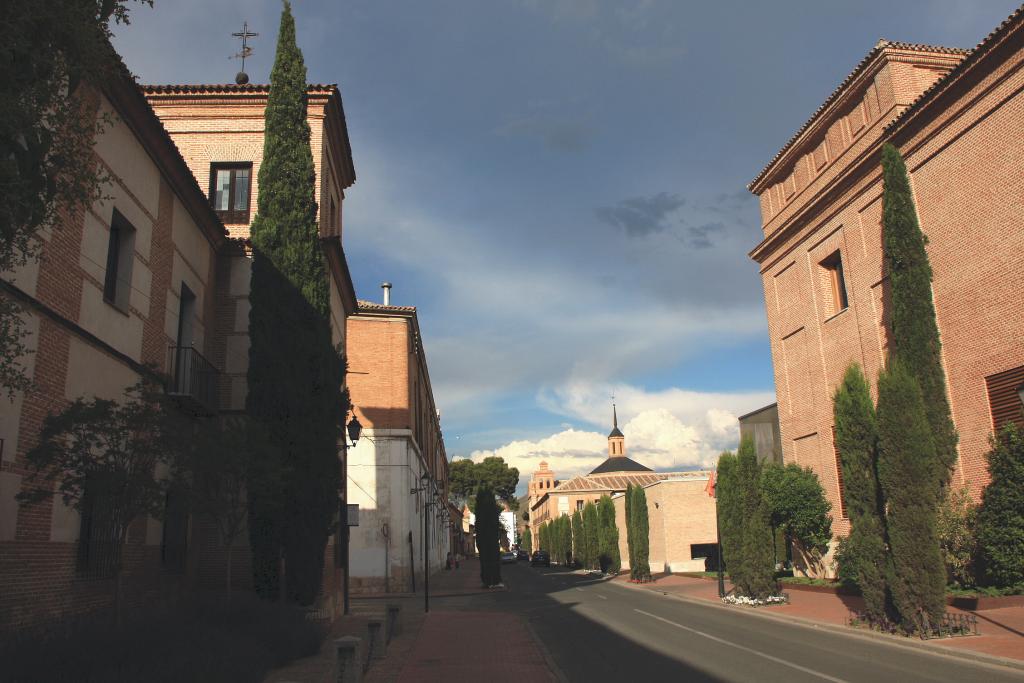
[459,562,1024,682]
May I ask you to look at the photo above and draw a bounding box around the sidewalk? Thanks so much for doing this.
[613,573,1024,662]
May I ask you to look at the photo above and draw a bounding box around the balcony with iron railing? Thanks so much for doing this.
[166,345,219,415]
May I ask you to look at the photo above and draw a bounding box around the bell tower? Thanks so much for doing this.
[608,403,625,457]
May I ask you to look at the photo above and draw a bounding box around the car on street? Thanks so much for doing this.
[517,549,529,561]
[530,550,550,567]
[500,551,516,564]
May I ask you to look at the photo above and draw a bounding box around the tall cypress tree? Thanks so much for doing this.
[476,488,502,586]
[716,451,741,579]
[630,485,651,581]
[735,436,775,598]
[975,424,1024,588]
[597,495,620,573]
[832,363,892,622]
[246,1,343,604]
[877,362,946,633]
[583,501,600,569]
[881,144,958,483]
[571,510,584,566]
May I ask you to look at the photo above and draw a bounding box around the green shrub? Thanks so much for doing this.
[976,424,1024,587]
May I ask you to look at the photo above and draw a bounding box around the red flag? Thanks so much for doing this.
[706,470,717,498]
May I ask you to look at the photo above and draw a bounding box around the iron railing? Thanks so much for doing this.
[167,345,219,414]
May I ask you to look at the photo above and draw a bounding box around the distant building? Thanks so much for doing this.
[738,403,782,465]
[747,7,1024,570]
[500,510,517,550]
[345,293,450,593]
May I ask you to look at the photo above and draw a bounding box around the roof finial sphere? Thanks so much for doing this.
[235,71,250,85]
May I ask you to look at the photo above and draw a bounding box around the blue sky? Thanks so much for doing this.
[114,0,1019,489]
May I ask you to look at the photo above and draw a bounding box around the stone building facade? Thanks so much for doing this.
[0,69,230,628]
[748,7,1024,555]
[0,65,362,627]
[345,297,451,593]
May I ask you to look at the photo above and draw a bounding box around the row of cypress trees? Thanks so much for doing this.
[245,2,347,605]
[535,495,621,573]
[831,144,959,633]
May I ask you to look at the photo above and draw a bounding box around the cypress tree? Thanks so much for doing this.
[631,485,651,581]
[625,484,636,574]
[246,1,344,603]
[597,495,620,573]
[476,488,502,586]
[976,424,1024,587]
[735,436,776,598]
[833,363,892,621]
[716,451,741,580]
[583,501,600,569]
[521,528,532,554]
[881,143,958,482]
[559,515,572,566]
[877,362,946,633]
[571,510,584,567]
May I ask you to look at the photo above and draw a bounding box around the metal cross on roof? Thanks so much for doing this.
[230,21,258,82]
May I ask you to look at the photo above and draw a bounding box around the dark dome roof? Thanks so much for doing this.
[608,426,624,438]
[589,456,652,475]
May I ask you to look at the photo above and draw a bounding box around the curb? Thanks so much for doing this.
[614,579,1024,674]
[523,614,570,683]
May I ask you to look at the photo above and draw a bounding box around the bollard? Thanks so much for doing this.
[367,619,386,660]
[335,636,362,683]
[386,603,401,641]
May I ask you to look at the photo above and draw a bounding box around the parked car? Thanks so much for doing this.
[517,549,530,561]
[500,551,517,564]
[531,550,551,567]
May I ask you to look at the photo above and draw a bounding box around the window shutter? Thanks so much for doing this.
[986,365,1024,432]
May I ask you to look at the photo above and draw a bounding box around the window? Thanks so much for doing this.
[820,250,849,316]
[209,163,252,224]
[690,543,718,560]
[576,500,584,512]
[103,209,135,312]
[77,474,118,577]
[986,365,1024,432]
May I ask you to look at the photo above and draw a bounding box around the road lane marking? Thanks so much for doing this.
[594,593,608,600]
[634,609,848,683]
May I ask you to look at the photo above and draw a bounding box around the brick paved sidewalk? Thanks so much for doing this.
[614,573,1024,662]
[384,610,557,682]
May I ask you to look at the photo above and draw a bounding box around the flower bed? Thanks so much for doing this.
[722,593,789,607]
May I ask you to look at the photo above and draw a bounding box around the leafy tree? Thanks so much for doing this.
[733,436,775,598]
[877,361,946,633]
[538,522,547,552]
[583,501,600,570]
[475,488,502,586]
[177,416,282,598]
[715,452,741,577]
[246,1,344,605]
[937,487,977,588]
[1,1,152,395]
[521,527,531,553]
[449,457,520,511]
[761,462,832,570]
[571,510,584,567]
[976,424,1024,587]
[18,378,186,622]
[597,495,620,573]
[629,485,651,581]
[881,143,958,483]
[832,363,891,621]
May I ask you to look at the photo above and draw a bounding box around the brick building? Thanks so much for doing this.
[344,291,451,593]
[748,6,1024,569]
[0,62,362,627]
[0,65,230,628]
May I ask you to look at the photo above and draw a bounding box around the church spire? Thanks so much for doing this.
[608,400,624,456]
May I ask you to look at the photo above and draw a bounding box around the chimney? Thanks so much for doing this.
[381,281,392,306]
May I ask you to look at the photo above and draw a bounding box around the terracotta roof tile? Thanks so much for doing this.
[141,83,337,95]
[357,299,417,313]
[885,4,1024,135]
[747,40,967,191]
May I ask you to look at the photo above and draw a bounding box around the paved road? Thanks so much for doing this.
[465,563,1024,682]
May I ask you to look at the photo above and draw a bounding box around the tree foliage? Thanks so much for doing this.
[832,363,891,621]
[976,424,1024,588]
[624,483,636,573]
[733,436,775,598]
[715,451,741,577]
[475,488,502,586]
[937,487,977,588]
[881,143,958,482]
[761,462,832,561]
[597,495,620,573]
[18,378,185,619]
[877,361,946,633]
[582,501,600,570]
[629,485,651,581]
[449,456,520,511]
[1,1,152,396]
[246,2,344,605]
[571,510,584,567]
[521,527,531,553]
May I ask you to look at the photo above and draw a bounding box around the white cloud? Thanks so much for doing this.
[471,381,775,492]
